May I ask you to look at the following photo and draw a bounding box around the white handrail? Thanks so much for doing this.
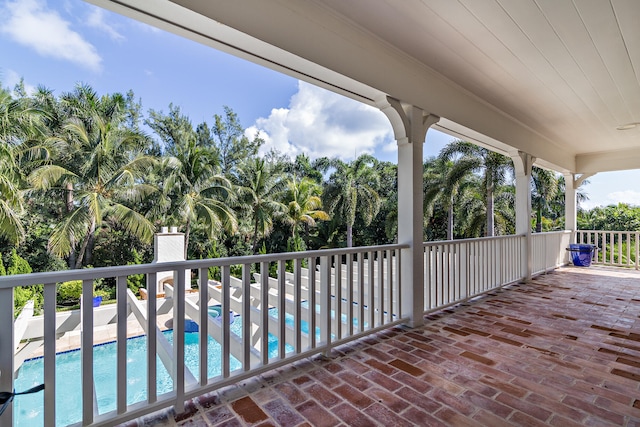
[576,230,640,269]
[423,235,525,312]
[4,244,406,427]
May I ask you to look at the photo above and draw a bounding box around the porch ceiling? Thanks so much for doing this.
[96,0,640,174]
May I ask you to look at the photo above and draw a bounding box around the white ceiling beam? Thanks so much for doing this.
[154,0,576,170]
[576,148,640,174]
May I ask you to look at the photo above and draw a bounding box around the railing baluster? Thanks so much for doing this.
[636,232,639,270]
[335,255,343,339]
[423,246,429,311]
[497,237,503,285]
[447,245,453,301]
[433,246,439,306]
[459,243,467,299]
[260,261,269,365]
[396,249,402,317]
[199,268,208,384]
[309,257,317,347]
[386,250,393,323]
[610,232,614,264]
[346,253,354,336]
[44,283,56,425]
[377,250,384,327]
[147,272,157,404]
[116,276,127,414]
[294,258,302,353]
[81,279,94,424]
[277,260,286,360]
[221,265,231,378]
[0,287,14,426]
[368,251,375,330]
[357,253,364,332]
[450,244,455,302]
[320,255,331,349]
[491,239,496,286]
[174,268,186,413]
[242,264,252,369]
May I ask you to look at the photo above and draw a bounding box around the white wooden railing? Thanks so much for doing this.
[532,230,572,275]
[0,244,405,427]
[423,235,525,312]
[4,229,620,425]
[576,230,640,269]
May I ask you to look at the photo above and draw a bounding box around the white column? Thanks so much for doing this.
[563,172,594,243]
[511,151,534,281]
[564,173,577,238]
[378,97,439,327]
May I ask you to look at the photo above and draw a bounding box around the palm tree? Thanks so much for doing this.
[424,156,479,240]
[323,154,380,247]
[456,182,515,237]
[439,140,513,236]
[235,158,286,253]
[29,86,156,268]
[147,106,237,258]
[531,167,559,232]
[0,85,45,243]
[0,142,24,244]
[282,177,329,251]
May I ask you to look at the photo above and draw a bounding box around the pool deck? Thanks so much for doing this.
[21,310,176,359]
[120,265,640,426]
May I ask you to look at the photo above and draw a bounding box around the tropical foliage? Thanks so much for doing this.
[0,79,615,313]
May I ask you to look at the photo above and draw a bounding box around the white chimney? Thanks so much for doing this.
[152,225,190,295]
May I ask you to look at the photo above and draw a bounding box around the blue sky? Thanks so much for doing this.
[0,0,637,210]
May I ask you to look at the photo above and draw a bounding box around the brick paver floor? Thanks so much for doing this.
[124,266,640,426]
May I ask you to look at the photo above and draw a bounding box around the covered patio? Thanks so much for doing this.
[130,266,640,426]
[3,1,640,425]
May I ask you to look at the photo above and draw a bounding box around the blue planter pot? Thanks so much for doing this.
[568,244,595,267]
[92,296,103,307]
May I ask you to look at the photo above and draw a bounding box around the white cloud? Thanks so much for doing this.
[249,81,393,161]
[132,20,161,34]
[86,6,124,42]
[605,190,640,207]
[0,0,102,71]
[2,69,36,95]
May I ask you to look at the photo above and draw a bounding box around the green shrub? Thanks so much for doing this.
[7,249,32,275]
[58,280,112,305]
[14,285,43,317]
[127,249,145,294]
[93,289,110,300]
[57,280,83,304]
[6,249,41,315]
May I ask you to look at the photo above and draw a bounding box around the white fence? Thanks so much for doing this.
[0,244,405,427]
[0,230,593,426]
[532,231,572,275]
[576,230,640,269]
[423,235,524,312]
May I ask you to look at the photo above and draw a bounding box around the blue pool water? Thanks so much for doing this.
[13,307,301,427]
[13,302,366,426]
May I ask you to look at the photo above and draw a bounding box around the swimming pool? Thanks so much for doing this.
[13,302,365,426]
[13,304,309,427]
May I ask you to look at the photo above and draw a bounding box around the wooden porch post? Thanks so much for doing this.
[564,172,593,243]
[378,97,439,327]
[511,151,534,281]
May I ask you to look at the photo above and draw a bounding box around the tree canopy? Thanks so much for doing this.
[0,79,606,287]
